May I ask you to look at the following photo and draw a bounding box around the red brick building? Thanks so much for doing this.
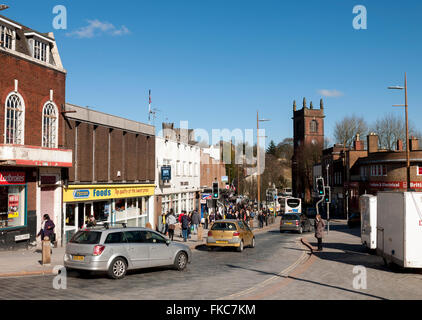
[0,15,71,250]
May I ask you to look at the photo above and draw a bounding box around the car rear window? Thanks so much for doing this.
[70,231,101,244]
[211,222,237,231]
[283,214,299,221]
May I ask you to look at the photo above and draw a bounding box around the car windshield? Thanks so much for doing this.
[283,214,299,221]
[211,222,237,231]
[70,231,102,244]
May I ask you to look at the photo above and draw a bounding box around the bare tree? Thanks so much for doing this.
[371,113,422,150]
[333,115,368,148]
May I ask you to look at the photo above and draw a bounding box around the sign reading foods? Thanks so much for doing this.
[63,185,155,203]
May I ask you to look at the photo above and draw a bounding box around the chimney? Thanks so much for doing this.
[367,133,379,153]
[353,134,364,151]
[397,139,403,151]
[409,136,419,151]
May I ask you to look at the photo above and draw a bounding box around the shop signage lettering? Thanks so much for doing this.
[64,185,155,203]
[0,172,25,185]
[369,181,422,190]
[93,189,112,197]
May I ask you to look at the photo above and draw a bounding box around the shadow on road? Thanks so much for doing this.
[225,263,388,300]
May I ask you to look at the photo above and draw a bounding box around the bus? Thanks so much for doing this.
[278,197,302,215]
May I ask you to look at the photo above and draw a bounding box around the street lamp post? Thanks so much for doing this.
[257,111,270,212]
[388,73,411,191]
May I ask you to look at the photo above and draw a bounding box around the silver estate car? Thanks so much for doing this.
[64,225,192,279]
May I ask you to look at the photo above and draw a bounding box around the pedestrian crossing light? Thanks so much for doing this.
[316,177,325,196]
[212,182,219,199]
[324,186,331,203]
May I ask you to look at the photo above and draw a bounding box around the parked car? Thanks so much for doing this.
[348,212,361,228]
[206,220,255,252]
[280,213,312,234]
[64,226,192,279]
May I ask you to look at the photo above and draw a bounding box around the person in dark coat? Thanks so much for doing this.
[191,210,200,235]
[37,214,55,242]
[181,213,190,242]
[314,214,326,251]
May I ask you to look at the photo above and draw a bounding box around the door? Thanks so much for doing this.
[124,231,150,269]
[77,203,92,229]
[142,230,172,267]
[238,221,251,245]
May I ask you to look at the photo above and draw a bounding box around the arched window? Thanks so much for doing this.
[5,93,25,145]
[42,102,58,148]
[310,120,318,133]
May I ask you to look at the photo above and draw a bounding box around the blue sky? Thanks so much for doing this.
[4,0,422,147]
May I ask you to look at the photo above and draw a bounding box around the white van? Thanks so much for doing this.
[360,195,377,250]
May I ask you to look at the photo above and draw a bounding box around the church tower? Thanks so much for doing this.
[291,98,325,202]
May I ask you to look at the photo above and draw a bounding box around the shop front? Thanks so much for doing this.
[0,171,29,250]
[63,184,155,243]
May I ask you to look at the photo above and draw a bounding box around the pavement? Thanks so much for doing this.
[263,221,422,300]
[0,217,280,278]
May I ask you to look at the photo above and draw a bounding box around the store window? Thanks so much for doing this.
[127,198,138,219]
[115,199,126,222]
[66,204,76,226]
[0,185,26,229]
[93,201,110,222]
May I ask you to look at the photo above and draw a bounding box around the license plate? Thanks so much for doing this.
[73,256,85,261]
[285,223,292,225]
[216,241,228,244]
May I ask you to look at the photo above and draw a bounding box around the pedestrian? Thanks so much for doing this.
[37,214,56,251]
[167,209,177,241]
[314,214,326,251]
[191,210,200,235]
[181,212,190,242]
[86,215,97,228]
[258,211,264,228]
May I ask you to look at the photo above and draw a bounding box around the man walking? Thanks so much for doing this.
[191,210,200,235]
[181,212,190,242]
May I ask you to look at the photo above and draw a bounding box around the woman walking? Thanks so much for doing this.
[314,214,326,251]
[167,209,177,241]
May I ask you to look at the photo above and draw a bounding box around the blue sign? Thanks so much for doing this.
[73,190,90,199]
[161,166,171,181]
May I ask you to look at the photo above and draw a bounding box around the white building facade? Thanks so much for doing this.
[154,137,201,227]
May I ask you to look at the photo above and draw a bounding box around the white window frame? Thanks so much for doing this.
[4,92,25,145]
[0,24,15,50]
[42,101,59,148]
[31,38,49,63]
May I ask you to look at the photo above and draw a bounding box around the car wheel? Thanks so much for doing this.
[174,251,188,271]
[250,237,256,248]
[298,226,303,234]
[237,241,244,252]
[108,257,127,280]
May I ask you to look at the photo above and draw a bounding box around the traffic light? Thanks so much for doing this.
[324,186,331,203]
[316,177,325,196]
[212,182,219,199]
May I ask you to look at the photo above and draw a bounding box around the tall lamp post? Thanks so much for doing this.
[257,111,270,212]
[388,73,411,191]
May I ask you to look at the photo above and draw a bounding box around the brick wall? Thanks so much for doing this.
[0,53,66,147]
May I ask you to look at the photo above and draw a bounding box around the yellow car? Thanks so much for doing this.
[206,220,256,252]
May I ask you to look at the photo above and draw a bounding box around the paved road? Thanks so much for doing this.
[0,228,306,300]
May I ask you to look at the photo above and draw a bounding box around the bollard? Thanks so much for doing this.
[42,237,51,265]
[197,225,203,241]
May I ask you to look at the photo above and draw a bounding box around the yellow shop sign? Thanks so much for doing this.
[63,185,155,203]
